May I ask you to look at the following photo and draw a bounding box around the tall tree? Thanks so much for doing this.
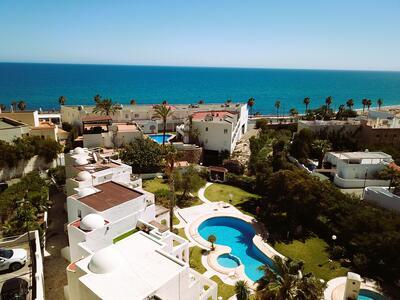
[247,97,255,115]
[289,108,298,118]
[274,100,281,120]
[94,94,101,103]
[377,98,383,110]
[174,166,206,201]
[93,98,118,116]
[130,99,137,105]
[325,96,333,109]
[346,99,354,110]
[235,280,250,300]
[362,98,368,113]
[58,96,66,106]
[163,145,178,231]
[311,139,331,168]
[303,97,310,114]
[0,103,6,112]
[11,100,17,111]
[153,104,173,145]
[366,99,372,111]
[17,100,26,111]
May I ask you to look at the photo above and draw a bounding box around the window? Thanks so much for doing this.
[224,129,228,134]
[78,210,82,218]
[134,114,139,118]
[205,127,208,131]
[125,114,129,119]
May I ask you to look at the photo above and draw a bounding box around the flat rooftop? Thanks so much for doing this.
[77,181,143,211]
[0,117,28,129]
[330,151,392,160]
[77,232,185,299]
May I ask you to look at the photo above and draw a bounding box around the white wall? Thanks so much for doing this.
[333,174,390,188]
[364,187,400,212]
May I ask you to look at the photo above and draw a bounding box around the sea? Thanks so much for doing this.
[0,62,400,115]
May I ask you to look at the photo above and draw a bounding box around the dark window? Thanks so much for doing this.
[205,127,208,131]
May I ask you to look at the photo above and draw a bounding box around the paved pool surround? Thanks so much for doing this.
[189,211,283,284]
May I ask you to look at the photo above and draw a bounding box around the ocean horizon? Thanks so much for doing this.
[1,62,400,114]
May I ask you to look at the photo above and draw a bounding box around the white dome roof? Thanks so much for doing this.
[80,213,105,231]
[73,147,85,154]
[88,247,122,274]
[74,157,88,166]
[78,187,94,198]
[76,171,91,181]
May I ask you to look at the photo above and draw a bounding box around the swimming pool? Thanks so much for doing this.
[198,216,274,281]
[148,134,172,144]
[358,289,387,300]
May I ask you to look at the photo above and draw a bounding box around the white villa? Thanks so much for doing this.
[324,151,392,188]
[177,104,249,154]
[63,147,217,300]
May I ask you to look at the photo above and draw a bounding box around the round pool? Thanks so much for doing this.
[358,289,387,300]
[217,253,241,268]
[198,216,274,281]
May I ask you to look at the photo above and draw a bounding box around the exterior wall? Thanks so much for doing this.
[360,125,400,146]
[333,174,390,188]
[364,187,400,212]
[297,120,361,134]
[0,125,30,142]
[82,132,114,148]
[30,127,58,141]
[112,130,142,147]
[193,121,233,152]
[67,197,97,223]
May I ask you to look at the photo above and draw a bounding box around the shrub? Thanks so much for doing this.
[226,173,256,193]
[62,122,73,132]
[255,118,268,130]
[48,166,66,185]
[223,159,244,175]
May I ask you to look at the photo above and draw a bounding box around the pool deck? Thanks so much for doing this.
[324,276,383,300]
[178,196,284,287]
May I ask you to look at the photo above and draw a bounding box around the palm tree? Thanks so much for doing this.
[247,97,255,115]
[58,96,66,106]
[256,256,325,300]
[303,97,310,113]
[207,234,217,250]
[163,145,178,231]
[130,99,137,105]
[235,280,250,300]
[289,108,298,118]
[0,103,6,112]
[93,98,118,116]
[377,98,383,110]
[198,99,204,104]
[325,96,333,109]
[11,100,17,111]
[311,139,331,168]
[362,98,368,113]
[94,94,101,103]
[366,99,372,111]
[17,100,26,111]
[226,99,232,104]
[153,104,173,145]
[274,100,281,120]
[162,100,168,105]
[346,99,354,110]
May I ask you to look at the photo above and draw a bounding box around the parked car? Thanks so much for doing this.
[0,248,27,272]
[0,277,29,299]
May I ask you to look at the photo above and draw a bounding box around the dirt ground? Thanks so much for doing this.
[44,189,68,299]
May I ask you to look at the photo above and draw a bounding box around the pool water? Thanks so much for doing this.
[217,254,240,268]
[358,289,387,300]
[198,216,274,281]
[148,134,172,144]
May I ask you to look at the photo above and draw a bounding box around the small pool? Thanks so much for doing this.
[217,253,241,268]
[198,216,274,281]
[358,289,387,300]
[148,134,173,144]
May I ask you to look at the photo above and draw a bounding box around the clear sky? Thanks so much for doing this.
[0,0,399,71]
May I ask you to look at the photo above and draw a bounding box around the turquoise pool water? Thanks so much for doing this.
[217,253,240,268]
[358,289,387,300]
[148,134,172,144]
[198,216,274,281]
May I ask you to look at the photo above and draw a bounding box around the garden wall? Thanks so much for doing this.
[0,154,65,181]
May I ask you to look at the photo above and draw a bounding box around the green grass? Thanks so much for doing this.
[142,178,168,193]
[274,237,348,281]
[177,227,187,239]
[113,228,139,243]
[204,183,260,216]
[210,275,235,300]
[189,246,207,274]
[204,183,260,205]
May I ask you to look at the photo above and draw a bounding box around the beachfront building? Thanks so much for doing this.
[324,151,392,188]
[30,120,69,142]
[0,117,30,142]
[177,104,249,154]
[0,110,61,127]
[81,115,143,148]
[61,102,247,134]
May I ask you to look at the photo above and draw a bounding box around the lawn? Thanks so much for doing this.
[142,178,168,193]
[189,246,207,274]
[274,237,348,281]
[204,183,260,215]
[210,275,236,300]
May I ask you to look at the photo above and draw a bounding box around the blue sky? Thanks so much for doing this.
[0,0,399,70]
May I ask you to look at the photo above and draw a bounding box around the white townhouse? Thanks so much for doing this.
[324,151,392,188]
